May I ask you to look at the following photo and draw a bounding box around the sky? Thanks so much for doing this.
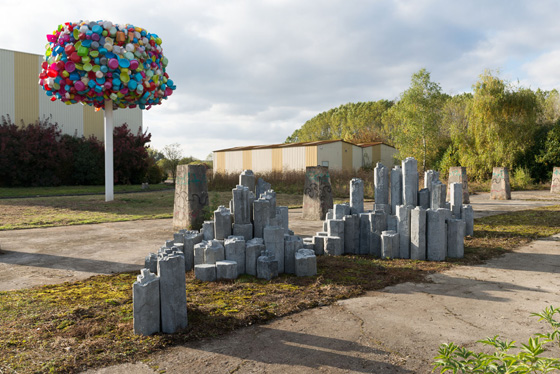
[2,0,560,160]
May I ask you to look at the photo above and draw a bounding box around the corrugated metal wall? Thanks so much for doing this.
[272,148,283,172]
[243,150,252,170]
[342,142,353,170]
[380,144,398,167]
[14,51,39,126]
[252,149,272,173]
[317,142,342,170]
[282,146,306,171]
[225,150,244,173]
[0,49,15,121]
[352,145,363,171]
[305,145,317,167]
[362,146,373,168]
[1,48,142,141]
[214,151,226,173]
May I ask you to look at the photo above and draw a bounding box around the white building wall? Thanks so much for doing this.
[352,145,363,171]
[362,146,373,168]
[380,144,398,167]
[251,149,272,173]
[114,108,143,135]
[225,150,244,174]
[317,142,343,170]
[282,146,306,171]
[0,49,15,121]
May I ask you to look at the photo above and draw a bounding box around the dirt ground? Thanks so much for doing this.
[1,190,560,373]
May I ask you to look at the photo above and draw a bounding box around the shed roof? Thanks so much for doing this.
[214,139,393,152]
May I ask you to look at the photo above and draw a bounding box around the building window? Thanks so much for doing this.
[322,161,329,167]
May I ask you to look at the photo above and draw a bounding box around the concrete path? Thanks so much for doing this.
[0,190,559,373]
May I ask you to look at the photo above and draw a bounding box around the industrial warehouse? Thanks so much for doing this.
[213,140,397,174]
[0,47,142,140]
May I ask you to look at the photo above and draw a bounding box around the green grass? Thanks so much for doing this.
[0,191,318,230]
[0,184,173,199]
[1,205,560,373]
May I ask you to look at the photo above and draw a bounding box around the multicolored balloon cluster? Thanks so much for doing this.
[39,20,176,110]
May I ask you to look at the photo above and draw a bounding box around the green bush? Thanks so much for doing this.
[511,167,534,190]
[433,306,560,373]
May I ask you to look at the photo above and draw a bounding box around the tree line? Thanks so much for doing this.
[286,69,560,182]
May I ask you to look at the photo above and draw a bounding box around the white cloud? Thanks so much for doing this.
[2,0,560,158]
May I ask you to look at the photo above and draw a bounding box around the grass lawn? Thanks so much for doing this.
[1,204,560,373]
[0,190,347,230]
[0,184,173,199]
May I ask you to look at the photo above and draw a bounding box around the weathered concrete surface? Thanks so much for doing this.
[84,233,560,373]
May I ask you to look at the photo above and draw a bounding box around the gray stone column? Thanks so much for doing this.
[381,230,399,259]
[396,205,412,259]
[370,210,387,257]
[402,157,418,207]
[246,238,265,276]
[302,166,333,220]
[284,235,303,274]
[202,221,215,240]
[239,170,256,194]
[490,167,511,200]
[343,214,359,254]
[359,213,371,255]
[261,190,277,218]
[461,205,474,236]
[276,206,289,234]
[417,188,430,209]
[426,209,447,261]
[214,206,232,240]
[224,237,246,275]
[295,249,317,276]
[410,207,426,260]
[350,178,364,215]
[374,162,389,205]
[449,182,463,218]
[253,198,270,238]
[173,164,208,231]
[447,219,465,258]
[183,231,203,271]
[448,166,469,203]
[431,181,447,210]
[133,268,160,335]
[232,185,251,224]
[204,240,225,264]
[263,225,285,273]
[256,178,271,199]
[157,250,187,333]
[551,167,560,193]
[390,166,403,214]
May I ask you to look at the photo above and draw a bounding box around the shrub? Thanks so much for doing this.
[511,167,534,191]
[433,306,560,373]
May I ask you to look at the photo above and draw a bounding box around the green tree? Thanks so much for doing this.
[455,71,539,180]
[285,100,392,144]
[382,68,447,172]
[160,143,183,183]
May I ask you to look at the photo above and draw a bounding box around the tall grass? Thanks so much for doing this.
[208,169,375,199]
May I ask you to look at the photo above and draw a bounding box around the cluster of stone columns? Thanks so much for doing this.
[133,247,188,335]
[134,170,318,335]
[311,158,474,262]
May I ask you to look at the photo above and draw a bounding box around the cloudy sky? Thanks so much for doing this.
[2,0,560,159]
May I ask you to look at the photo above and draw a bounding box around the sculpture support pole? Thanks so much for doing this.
[104,99,114,202]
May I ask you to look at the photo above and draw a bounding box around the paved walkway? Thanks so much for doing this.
[0,190,559,373]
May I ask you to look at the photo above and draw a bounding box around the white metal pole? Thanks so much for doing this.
[104,99,114,202]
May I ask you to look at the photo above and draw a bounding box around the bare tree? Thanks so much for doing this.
[161,143,183,183]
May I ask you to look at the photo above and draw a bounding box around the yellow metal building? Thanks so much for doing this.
[0,48,142,140]
[213,140,397,174]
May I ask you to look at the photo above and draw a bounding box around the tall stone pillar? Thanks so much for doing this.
[350,178,364,215]
[374,162,389,205]
[490,167,511,200]
[390,166,403,214]
[239,170,256,194]
[447,166,469,203]
[173,164,208,231]
[302,166,333,220]
[402,158,418,207]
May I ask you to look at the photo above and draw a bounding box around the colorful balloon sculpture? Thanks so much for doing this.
[39,20,176,110]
